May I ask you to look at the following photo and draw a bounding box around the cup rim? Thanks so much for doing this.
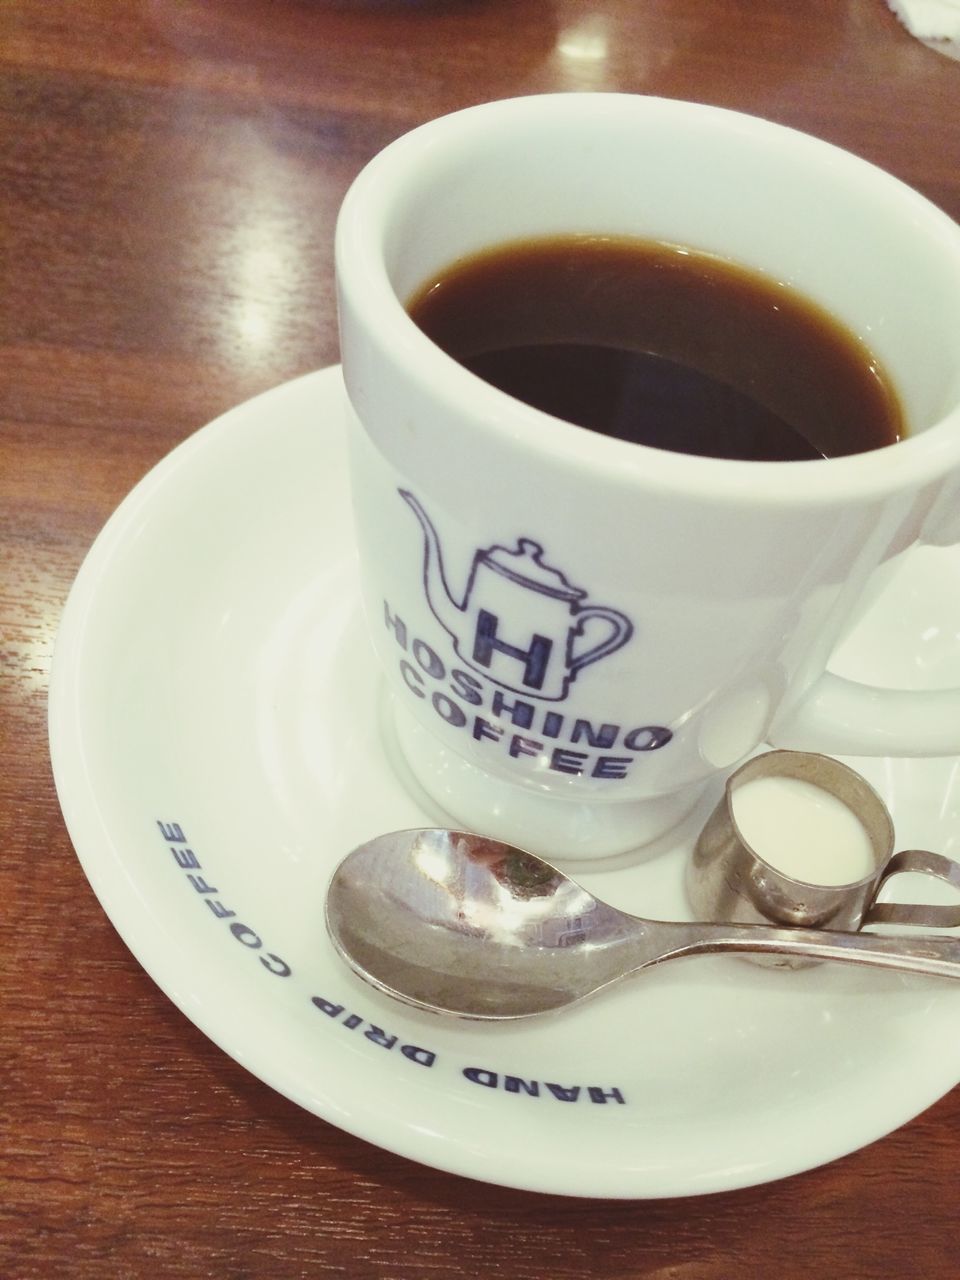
[336,93,960,508]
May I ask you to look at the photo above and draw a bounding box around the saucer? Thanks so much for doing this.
[49,366,960,1199]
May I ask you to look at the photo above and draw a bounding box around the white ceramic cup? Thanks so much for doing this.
[335,94,960,859]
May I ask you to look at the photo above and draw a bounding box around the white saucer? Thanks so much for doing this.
[49,366,960,1199]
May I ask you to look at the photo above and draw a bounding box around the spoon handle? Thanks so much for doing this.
[655,921,960,979]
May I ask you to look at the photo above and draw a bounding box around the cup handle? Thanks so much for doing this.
[863,849,960,929]
[773,516,960,756]
[770,674,960,757]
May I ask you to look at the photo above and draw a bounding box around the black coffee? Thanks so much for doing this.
[406,236,903,461]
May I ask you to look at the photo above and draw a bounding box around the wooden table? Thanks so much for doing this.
[3,2,959,1275]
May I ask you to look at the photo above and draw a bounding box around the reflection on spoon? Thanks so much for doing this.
[325,829,960,1021]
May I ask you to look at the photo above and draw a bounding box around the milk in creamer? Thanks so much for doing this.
[732,775,875,885]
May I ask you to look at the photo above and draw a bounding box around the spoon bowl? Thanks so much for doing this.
[325,829,960,1020]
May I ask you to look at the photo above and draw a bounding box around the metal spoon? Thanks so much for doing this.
[325,829,960,1020]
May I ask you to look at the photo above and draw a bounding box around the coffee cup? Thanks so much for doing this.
[335,94,960,860]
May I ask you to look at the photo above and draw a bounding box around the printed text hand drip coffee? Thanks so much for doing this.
[406,236,903,461]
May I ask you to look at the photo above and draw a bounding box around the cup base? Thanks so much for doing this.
[386,699,705,862]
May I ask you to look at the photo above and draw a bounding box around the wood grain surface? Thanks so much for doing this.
[3,2,960,1276]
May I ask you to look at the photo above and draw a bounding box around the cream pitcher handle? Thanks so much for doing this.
[864,850,960,929]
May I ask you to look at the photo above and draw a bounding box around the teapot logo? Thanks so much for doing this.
[401,490,633,703]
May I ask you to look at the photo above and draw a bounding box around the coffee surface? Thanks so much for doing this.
[406,236,903,461]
